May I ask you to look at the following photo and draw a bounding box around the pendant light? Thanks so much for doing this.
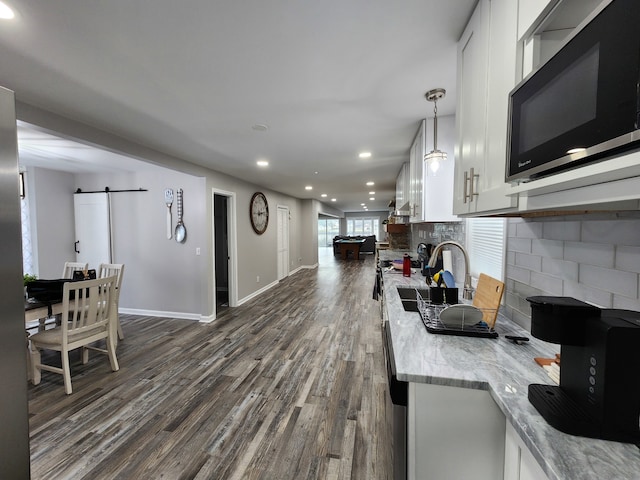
[424,88,447,173]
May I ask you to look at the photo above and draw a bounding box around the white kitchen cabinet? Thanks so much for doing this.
[409,120,424,222]
[510,0,640,212]
[408,383,506,480]
[395,162,409,211]
[454,0,518,216]
[518,0,603,79]
[422,115,458,222]
[504,422,549,480]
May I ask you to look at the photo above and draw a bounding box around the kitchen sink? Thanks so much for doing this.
[396,286,459,311]
[396,287,430,312]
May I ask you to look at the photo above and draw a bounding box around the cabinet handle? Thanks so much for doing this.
[468,168,479,203]
[463,171,469,204]
[463,168,480,203]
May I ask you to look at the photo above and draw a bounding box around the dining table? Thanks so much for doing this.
[24,298,63,329]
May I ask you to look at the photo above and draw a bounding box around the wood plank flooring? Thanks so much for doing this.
[28,249,392,479]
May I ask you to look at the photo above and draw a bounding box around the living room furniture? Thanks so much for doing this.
[334,238,366,260]
[332,235,376,256]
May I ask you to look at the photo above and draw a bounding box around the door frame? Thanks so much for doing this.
[211,188,237,320]
[277,204,290,280]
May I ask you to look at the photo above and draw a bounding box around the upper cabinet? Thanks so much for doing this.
[519,0,603,79]
[395,161,409,212]
[453,0,518,216]
[408,120,424,222]
[509,0,640,212]
[403,117,457,223]
[423,115,458,222]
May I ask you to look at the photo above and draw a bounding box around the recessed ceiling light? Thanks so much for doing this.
[361,203,366,206]
[366,181,375,186]
[369,197,375,201]
[369,191,375,195]
[256,160,269,167]
[314,171,319,174]
[331,198,337,202]
[305,185,313,191]
[321,194,327,198]
[567,147,586,154]
[0,2,15,19]
[359,152,372,158]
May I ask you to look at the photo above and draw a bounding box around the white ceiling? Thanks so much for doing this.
[1,0,477,212]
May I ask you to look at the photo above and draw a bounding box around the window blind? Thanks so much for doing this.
[466,218,506,281]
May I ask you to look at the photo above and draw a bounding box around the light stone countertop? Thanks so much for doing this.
[379,249,640,480]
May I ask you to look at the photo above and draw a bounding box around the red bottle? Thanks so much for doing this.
[403,254,411,277]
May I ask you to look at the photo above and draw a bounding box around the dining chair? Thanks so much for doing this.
[98,263,125,341]
[62,261,89,279]
[29,275,120,394]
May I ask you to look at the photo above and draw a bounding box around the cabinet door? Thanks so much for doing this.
[454,0,518,215]
[409,120,424,222]
[477,0,518,213]
[453,0,490,215]
[395,162,408,209]
[423,115,458,222]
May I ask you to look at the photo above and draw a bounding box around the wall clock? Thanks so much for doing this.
[250,192,269,234]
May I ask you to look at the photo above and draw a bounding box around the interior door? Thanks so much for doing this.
[73,192,111,269]
[277,206,289,280]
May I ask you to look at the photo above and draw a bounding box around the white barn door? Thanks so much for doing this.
[277,206,289,280]
[73,192,112,270]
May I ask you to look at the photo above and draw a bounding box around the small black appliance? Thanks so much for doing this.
[526,296,640,443]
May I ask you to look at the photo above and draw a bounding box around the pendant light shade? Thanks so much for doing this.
[424,88,447,173]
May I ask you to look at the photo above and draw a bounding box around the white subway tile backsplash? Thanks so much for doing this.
[505,216,640,332]
[581,220,640,246]
[542,221,581,241]
[579,264,638,299]
[564,241,615,268]
[509,237,532,254]
[516,221,543,239]
[530,271,563,295]
[563,280,613,308]
[612,294,640,311]
[515,252,542,271]
[616,246,640,273]
[541,257,578,282]
[506,264,531,284]
[531,239,564,259]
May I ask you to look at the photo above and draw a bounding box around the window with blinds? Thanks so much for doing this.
[466,218,506,281]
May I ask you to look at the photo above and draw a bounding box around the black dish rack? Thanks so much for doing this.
[416,291,499,339]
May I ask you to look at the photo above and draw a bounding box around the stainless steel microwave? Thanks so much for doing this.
[506,0,640,183]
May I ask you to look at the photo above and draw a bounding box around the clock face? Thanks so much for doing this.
[250,192,269,234]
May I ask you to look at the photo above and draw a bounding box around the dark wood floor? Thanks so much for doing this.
[28,249,392,479]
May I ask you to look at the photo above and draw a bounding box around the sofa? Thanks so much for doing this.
[332,235,376,255]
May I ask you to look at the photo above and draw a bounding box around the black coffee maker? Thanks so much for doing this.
[527,296,640,443]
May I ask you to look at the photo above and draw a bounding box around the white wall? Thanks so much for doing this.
[19,105,318,320]
[504,213,640,330]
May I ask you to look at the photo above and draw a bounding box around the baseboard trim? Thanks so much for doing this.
[121,264,320,321]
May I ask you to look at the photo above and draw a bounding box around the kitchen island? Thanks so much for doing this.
[379,250,640,480]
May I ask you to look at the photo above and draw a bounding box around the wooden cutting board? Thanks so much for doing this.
[472,273,505,328]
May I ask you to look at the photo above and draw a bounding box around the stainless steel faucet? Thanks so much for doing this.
[427,240,474,300]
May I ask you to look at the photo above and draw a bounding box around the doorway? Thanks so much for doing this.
[277,205,290,280]
[214,194,229,314]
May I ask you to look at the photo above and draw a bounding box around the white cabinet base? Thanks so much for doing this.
[504,422,549,480]
[408,383,506,480]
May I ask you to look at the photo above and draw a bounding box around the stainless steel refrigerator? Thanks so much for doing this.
[0,86,31,477]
